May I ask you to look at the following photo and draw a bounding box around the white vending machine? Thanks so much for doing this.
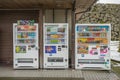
[43,23,69,69]
[13,20,39,69]
[75,24,111,70]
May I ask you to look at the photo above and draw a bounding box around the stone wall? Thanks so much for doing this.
[77,4,120,41]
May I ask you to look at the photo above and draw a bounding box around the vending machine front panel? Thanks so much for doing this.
[13,23,39,69]
[43,23,69,69]
[75,24,111,70]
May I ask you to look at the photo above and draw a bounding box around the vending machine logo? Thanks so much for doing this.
[17,20,34,25]
[45,46,56,54]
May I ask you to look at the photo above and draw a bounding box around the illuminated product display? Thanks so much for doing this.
[43,23,69,69]
[13,20,39,69]
[75,24,111,70]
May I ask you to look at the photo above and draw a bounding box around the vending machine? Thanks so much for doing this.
[13,20,39,69]
[43,23,69,69]
[75,24,111,70]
